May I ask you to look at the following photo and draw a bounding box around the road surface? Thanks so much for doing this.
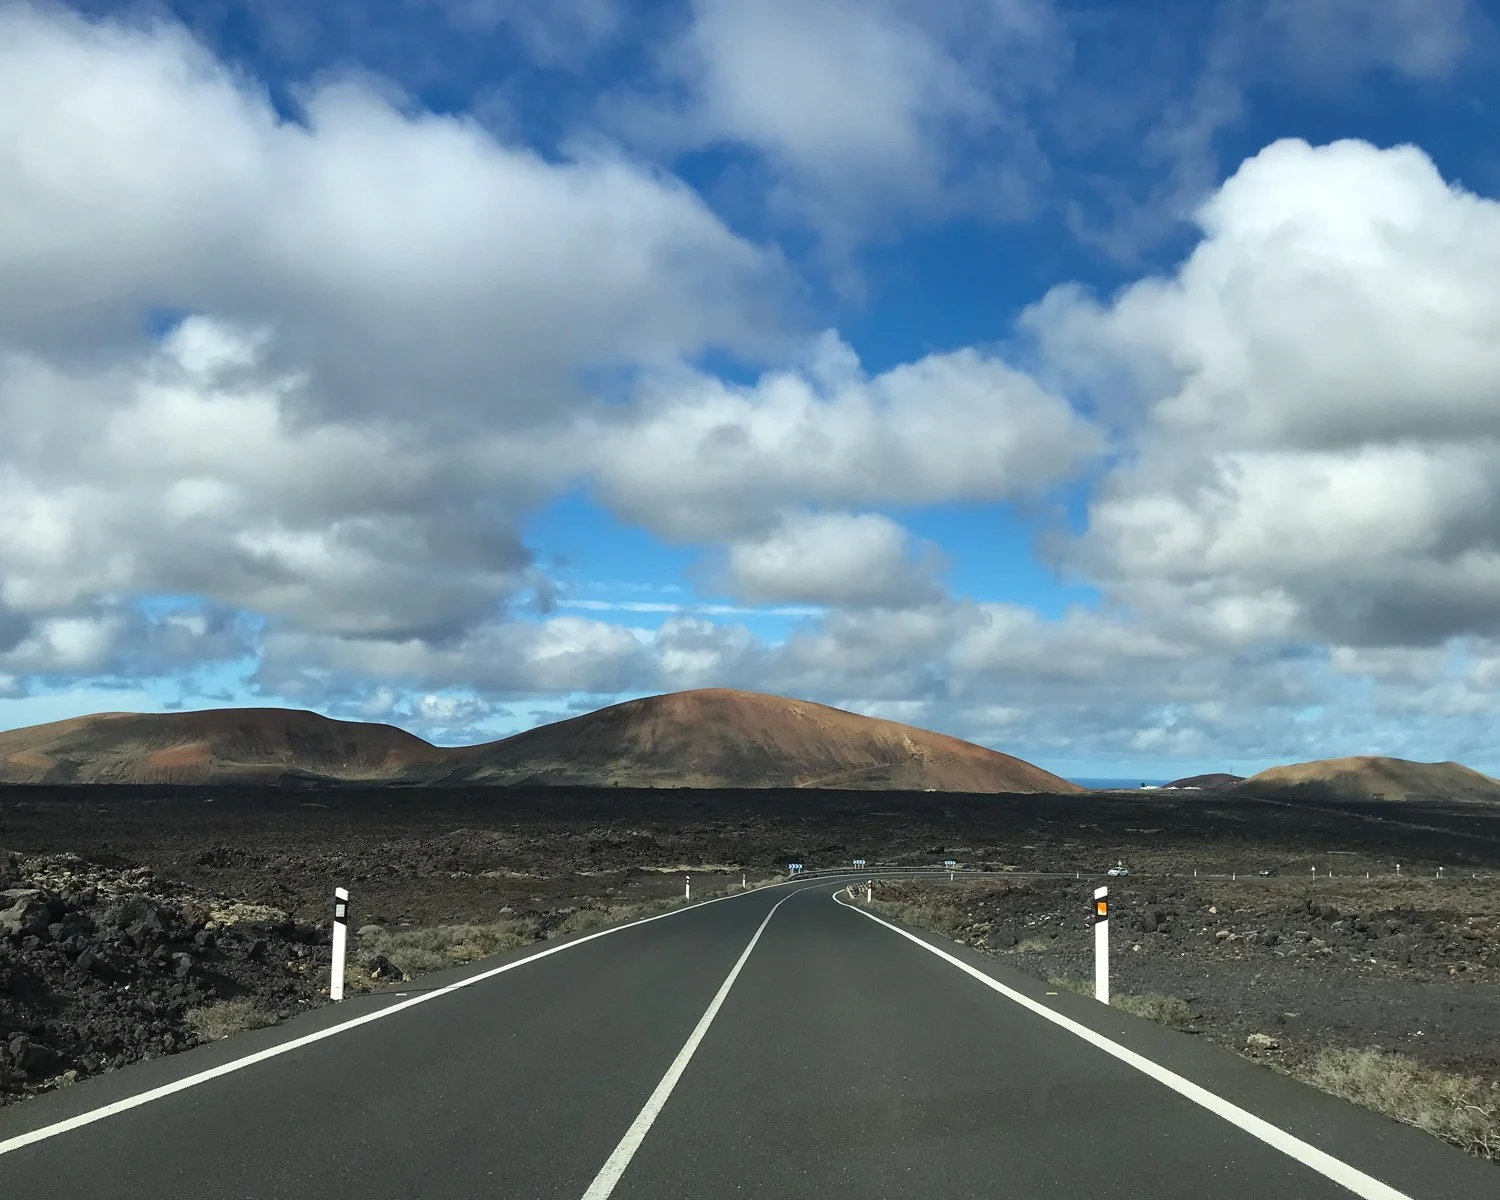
[0,876,1491,1198]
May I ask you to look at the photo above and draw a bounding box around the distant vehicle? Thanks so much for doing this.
[1257,868,1275,876]
[1107,863,1129,877]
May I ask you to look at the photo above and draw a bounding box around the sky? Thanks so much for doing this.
[2,0,1500,780]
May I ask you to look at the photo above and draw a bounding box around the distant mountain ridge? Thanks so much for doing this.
[1164,773,1244,791]
[0,690,1080,794]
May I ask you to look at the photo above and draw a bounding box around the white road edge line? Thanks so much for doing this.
[580,893,794,1200]
[0,877,823,1158]
[831,890,1414,1200]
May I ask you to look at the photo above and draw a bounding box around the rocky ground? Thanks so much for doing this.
[3,783,1499,1111]
[0,848,336,1099]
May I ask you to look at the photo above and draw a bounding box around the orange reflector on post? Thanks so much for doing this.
[1096,900,1108,916]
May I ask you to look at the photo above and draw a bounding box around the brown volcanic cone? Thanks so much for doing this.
[0,709,443,785]
[0,690,1076,792]
[1231,756,1500,803]
[436,688,1081,792]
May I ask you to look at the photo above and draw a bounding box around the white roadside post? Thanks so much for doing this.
[741,873,746,889]
[1093,886,1109,1005]
[685,875,691,901]
[330,887,349,1002]
[866,880,873,904]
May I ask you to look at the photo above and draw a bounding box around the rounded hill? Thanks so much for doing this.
[0,690,1078,793]
[1232,756,1500,803]
[0,708,442,785]
[1164,773,1244,791]
[437,689,1080,792]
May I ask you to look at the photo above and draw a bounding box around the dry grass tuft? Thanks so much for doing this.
[184,998,278,1042]
[867,897,967,936]
[1293,1048,1498,1160]
[1113,993,1192,1028]
[359,919,542,977]
[1046,975,1093,996]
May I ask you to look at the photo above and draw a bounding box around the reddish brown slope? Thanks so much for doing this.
[438,689,1081,792]
[0,690,1077,792]
[0,709,443,785]
[1231,756,1500,803]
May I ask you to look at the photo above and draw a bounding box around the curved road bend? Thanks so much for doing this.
[0,876,1491,1199]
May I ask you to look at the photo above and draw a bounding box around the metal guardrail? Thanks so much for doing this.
[790,865,1492,882]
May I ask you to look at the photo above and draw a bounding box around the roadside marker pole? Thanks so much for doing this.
[1093,886,1109,1005]
[866,880,872,904]
[741,873,746,888]
[685,875,691,901]
[330,887,349,1002]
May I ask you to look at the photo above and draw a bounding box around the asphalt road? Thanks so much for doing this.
[1,876,1493,1199]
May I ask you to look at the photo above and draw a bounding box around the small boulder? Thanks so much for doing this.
[367,954,403,982]
[1,890,53,939]
[356,924,385,938]
[6,1035,56,1076]
[110,896,170,948]
[1246,1033,1280,1051]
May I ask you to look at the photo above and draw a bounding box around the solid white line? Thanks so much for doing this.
[831,892,1413,1200]
[0,880,810,1158]
[580,893,792,1200]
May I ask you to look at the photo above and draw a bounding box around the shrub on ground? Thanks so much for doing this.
[1112,993,1192,1028]
[359,919,541,977]
[184,998,278,1043]
[1296,1048,1498,1160]
[1046,976,1093,996]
